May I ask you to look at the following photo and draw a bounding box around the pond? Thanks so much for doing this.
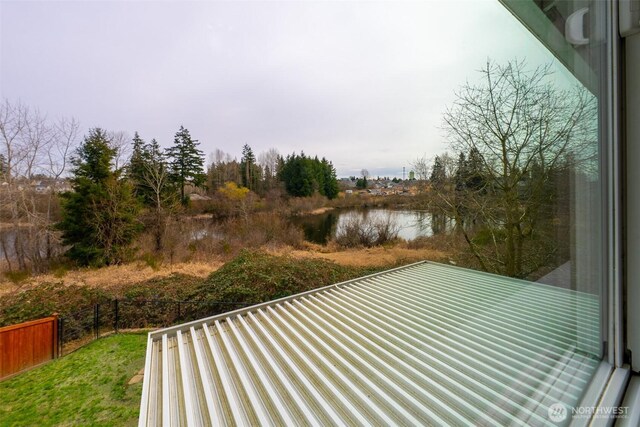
[291,208,453,245]
[0,228,55,266]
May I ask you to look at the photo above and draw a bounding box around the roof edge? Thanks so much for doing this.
[147,260,428,340]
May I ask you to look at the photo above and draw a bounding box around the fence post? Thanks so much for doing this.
[52,313,59,359]
[114,299,119,334]
[93,304,98,340]
[58,317,64,357]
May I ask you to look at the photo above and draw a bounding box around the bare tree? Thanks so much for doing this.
[412,154,437,194]
[412,155,430,181]
[258,148,280,178]
[258,147,280,192]
[0,100,33,271]
[108,130,131,171]
[41,117,79,259]
[0,99,79,272]
[91,178,140,265]
[0,99,29,183]
[438,60,597,278]
[142,158,176,252]
[207,148,241,191]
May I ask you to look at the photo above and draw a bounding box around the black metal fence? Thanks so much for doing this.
[57,299,250,356]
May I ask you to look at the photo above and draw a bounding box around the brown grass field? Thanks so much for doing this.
[0,261,222,297]
[0,244,448,297]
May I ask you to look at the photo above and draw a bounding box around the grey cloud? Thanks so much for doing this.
[1,0,576,177]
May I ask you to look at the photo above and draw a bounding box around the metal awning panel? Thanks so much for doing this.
[139,261,601,426]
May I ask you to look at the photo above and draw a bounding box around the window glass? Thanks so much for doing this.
[0,0,609,424]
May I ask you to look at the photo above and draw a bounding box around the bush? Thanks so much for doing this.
[0,251,382,330]
[140,253,161,270]
[189,250,381,305]
[405,236,433,249]
[0,283,110,327]
[3,270,30,284]
[333,214,400,248]
[135,216,221,264]
[215,212,304,256]
[285,193,328,215]
[0,272,206,328]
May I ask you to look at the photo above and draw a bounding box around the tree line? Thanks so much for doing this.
[56,126,207,266]
[207,145,339,200]
[0,104,341,269]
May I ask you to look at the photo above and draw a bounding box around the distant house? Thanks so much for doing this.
[339,178,357,189]
[34,181,49,193]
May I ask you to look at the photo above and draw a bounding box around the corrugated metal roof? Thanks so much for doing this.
[138,261,601,426]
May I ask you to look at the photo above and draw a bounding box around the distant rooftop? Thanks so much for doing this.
[139,261,600,426]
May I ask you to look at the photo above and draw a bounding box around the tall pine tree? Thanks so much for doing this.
[240,144,261,191]
[430,155,447,190]
[166,126,205,205]
[129,132,148,199]
[321,158,340,199]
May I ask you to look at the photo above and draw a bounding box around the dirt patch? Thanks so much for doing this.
[128,369,145,385]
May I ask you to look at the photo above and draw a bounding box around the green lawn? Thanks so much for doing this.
[0,333,148,426]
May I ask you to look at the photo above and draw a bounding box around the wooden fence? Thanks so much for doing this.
[0,316,58,381]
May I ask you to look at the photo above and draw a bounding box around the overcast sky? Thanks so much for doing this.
[0,0,575,178]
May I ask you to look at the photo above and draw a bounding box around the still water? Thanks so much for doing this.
[292,208,450,244]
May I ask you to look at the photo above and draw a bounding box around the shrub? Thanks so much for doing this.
[333,214,400,248]
[405,236,433,249]
[0,283,110,327]
[189,250,381,305]
[3,270,30,284]
[216,212,304,256]
[0,273,205,327]
[286,194,327,215]
[140,253,161,270]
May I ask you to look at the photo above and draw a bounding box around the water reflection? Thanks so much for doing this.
[292,208,452,244]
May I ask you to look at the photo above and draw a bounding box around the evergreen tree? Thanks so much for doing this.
[128,132,148,198]
[429,155,446,189]
[165,126,205,205]
[240,144,261,191]
[321,158,340,199]
[58,128,141,266]
[455,152,467,191]
[356,176,368,189]
[465,147,485,191]
[279,153,314,197]
[278,153,338,199]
